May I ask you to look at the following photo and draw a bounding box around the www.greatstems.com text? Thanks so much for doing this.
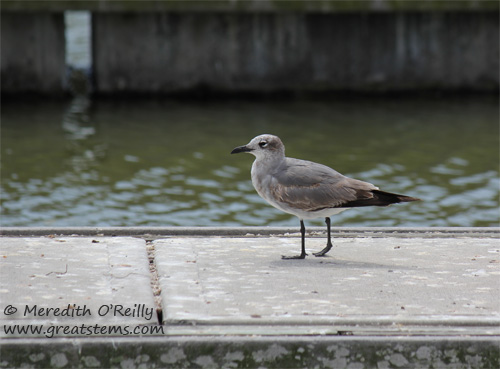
[4,323,164,338]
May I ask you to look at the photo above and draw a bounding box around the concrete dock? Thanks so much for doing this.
[0,227,499,368]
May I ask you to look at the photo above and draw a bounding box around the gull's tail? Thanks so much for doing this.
[374,190,421,205]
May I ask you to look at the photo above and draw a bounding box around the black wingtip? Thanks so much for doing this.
[340,190,421,208]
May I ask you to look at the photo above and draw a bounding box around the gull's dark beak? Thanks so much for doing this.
[231,145,253,154]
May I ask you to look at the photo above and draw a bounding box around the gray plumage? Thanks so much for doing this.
[231,134,420,259]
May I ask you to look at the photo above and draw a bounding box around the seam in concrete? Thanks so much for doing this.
[1,226,499,238]
[145,239,163,325]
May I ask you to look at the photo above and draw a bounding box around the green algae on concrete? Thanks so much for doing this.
[1,337,499,368]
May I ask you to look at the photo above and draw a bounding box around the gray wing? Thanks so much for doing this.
[270,157,378,211]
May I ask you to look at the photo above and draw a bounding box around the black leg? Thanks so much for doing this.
[282,220,307,260]
[313,217,333,257]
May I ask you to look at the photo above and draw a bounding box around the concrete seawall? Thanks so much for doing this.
[1,227,499,368]
[92,11,499,95]
[1,0,499,96]
[1,12,66,95]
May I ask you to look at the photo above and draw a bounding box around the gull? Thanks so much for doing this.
[231,134,420,260]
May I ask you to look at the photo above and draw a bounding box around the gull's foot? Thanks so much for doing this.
[282,253,307,260]
[313,244,332,257]
[312,251,328,257]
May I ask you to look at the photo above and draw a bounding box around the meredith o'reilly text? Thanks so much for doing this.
[22,304,154,321]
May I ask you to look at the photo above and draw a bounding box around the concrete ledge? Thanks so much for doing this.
[153,235,499,332]
[0,237,157,330]
[1,228,499,368]
[1,226,499,237]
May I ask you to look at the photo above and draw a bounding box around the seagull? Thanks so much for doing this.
[231,134,420,260]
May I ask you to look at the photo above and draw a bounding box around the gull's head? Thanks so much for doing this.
[231,134,285,160]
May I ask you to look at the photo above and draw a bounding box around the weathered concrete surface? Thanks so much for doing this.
[155,236,500,335]
[93,12,499,94]
[1,13,66,95]
[0,237,156,334]
[0,228,499,368]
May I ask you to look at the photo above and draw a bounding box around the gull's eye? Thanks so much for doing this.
[259,141,268,148]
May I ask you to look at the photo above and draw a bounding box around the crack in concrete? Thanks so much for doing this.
[146,239,163,325]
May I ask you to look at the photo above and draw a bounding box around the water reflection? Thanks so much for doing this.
[1,96,498,227]
[62,96,94,140]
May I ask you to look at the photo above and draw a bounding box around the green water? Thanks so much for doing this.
[1,96,499,227]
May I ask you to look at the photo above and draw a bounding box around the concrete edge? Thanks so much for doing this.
[0,226,499,238]
[161,317,500,337]
[164,315,500,327]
